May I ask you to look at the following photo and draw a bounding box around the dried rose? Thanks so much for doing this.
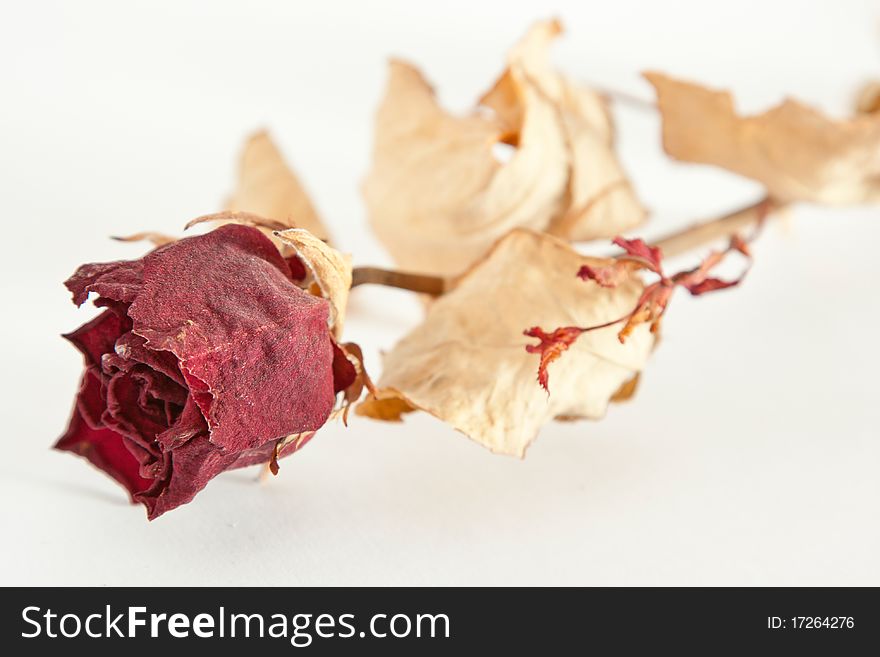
[56,224,356,519]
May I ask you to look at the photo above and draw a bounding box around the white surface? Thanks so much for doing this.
[1,0,879,585]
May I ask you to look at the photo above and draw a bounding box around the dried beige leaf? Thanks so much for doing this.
[363,20,644,278]
[481,20,646,241]
[357,229,654,457]
[646,72,880,204]
[275,228,352,337]
[227,130,331,240]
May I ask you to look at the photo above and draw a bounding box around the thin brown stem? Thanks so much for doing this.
[649,197,785,258]
[352,197,786,296]
[351,266,448,296]
[590,84,656,112]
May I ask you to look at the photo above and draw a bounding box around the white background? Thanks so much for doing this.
[1,0,878,585]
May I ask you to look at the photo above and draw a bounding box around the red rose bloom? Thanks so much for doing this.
[56,224,355,519]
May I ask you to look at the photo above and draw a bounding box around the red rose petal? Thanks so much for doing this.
[113,331,186,386]
[63,309,132,368]
[75,367,109,429]
[57,374,152,497]
[135,436,240,520]
[128,224,338,452]
[331,342,358,394]
[65,259,144,306]
[102,370,166,456]
[156,396,209,450]
[286,254,308,282]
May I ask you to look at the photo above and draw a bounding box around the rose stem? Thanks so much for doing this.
[350,266,449,296]
[593,86,656,111]
[350,197,783,296]
[649,197,784,258]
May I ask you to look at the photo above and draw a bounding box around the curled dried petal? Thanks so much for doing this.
[274,228,352,338]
